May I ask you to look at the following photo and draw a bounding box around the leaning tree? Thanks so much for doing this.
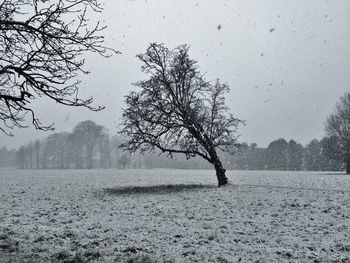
[119,43,243,186]
[0,0,117,135]
[325,91,350,174]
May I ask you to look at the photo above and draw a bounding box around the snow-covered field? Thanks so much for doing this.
[0,169,349,263]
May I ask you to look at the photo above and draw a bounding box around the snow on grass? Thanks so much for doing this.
[0,169,349,262]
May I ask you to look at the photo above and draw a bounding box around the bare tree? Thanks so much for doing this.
[16,145,25,169]
[119,43,243,186]
[267,138,288,170]
[287,140,303,171]
[325,92,350,174]
[72,120,103,169]
[0,0,117,135]
[43,132,70,168]
[97,130,111,168]
[110,135,122,168]
[118,152,131,169]
[34,139,40,168]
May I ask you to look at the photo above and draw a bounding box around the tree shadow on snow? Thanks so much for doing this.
[103,184,215,195]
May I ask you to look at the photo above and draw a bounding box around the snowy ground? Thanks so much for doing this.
[0,169,349,263]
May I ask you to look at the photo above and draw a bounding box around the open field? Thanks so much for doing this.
[0,169,349,263]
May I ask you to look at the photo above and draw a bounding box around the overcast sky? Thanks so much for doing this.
[1,0,350,149]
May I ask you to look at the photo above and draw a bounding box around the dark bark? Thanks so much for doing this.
[206,140,228,186]
[215,165,228,187]
[346,161,350,174]
[211,154,228,186]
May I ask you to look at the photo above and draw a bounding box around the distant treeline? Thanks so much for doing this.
[0,120,344,171]
[0,147,16,168]
[223,139,343,171]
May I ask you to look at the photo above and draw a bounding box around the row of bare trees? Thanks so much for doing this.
[16,120,130,169]
[11,130,343,172]
[224,138,343,171]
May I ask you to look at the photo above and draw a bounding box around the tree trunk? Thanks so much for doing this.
[87,153,93,169]
[206,143,228,187]
[346,161,350,174]
[212,155,228,186]
[36,152,40,169]
[215,165,228,187]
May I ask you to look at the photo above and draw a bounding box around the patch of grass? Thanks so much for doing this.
[104,184,215,195]
[127,253,158,263]
[0,233,19,253]
[0,251,43,263]
[51,248,101,263]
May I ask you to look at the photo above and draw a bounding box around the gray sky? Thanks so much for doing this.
[1,0,350,149]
